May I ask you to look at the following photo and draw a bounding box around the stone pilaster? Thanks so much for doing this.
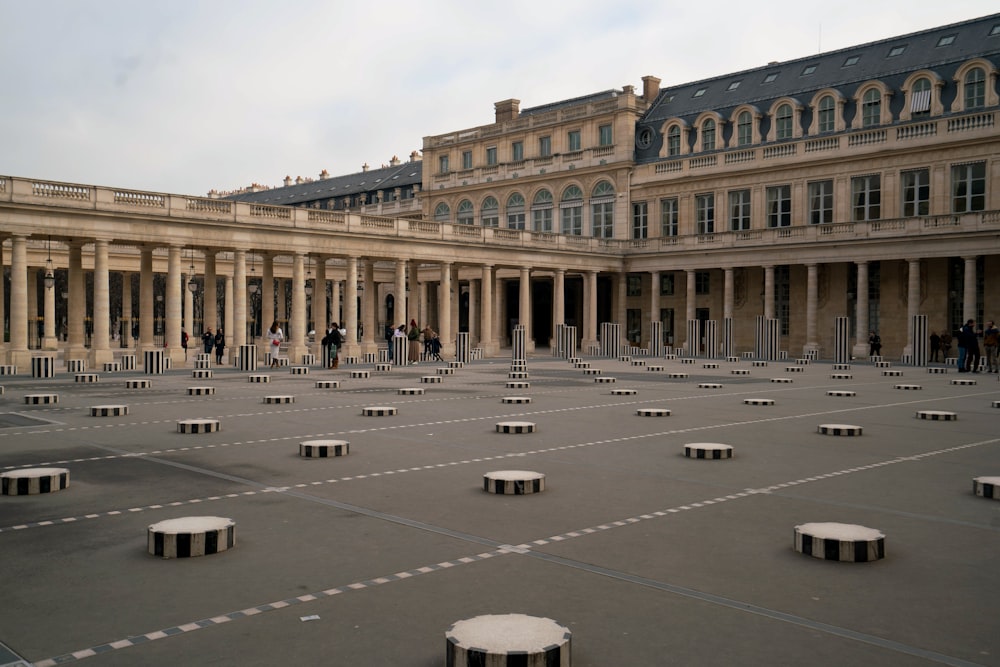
[804,263,819,357]
[139,246,155,353]
[289,252,307,361]
[90,239,113,366]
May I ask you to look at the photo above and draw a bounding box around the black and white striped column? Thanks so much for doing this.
[599,322,621,359]
[392,336,407,367]
[704,320,718,359]
[512,325,527,363]
[120,354,137,371]
[722,317,733,359]
[834,317,850,364]
[911,315,928,367]
[686,319,699,358]
[649,321,662,358]
[554,324,577,360]
[445,614,570,667]
[237,344,257,371]
[143,349,165,375]
[455,332,470,364]
[31,356,56,378]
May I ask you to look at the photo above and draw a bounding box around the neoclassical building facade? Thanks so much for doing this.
[0,14,997,368]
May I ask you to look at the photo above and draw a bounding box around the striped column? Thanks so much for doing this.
[911,315,928,367]
[511,325,526,363]
[704,320,718,359]
[31,356,56,378]
[237,344,257,371]
[455,332,470,363]
[599,322,621,358]
[686,319,699,358]
[722,317,733,359]
[754,316,780,361]
[144,349,165,375]
[834,317,851,364]
[649,321,663,358]
[392,336,407,367]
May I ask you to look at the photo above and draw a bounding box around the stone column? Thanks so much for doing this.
[723,268,734,321]
[408,262,420,328]
[166,245,183,364]
[519,267,533,352]
[331,279,341,328]
[262,252,275,333]
[277,275,287,325]
[962,256,976,324]
[450,265,460,340]
[361,260,376,354]
[7,235,30,367]
[121,271,132,349]
[804,263,819,357]
[419,282,428,331]
[853,261,870,359]
[648,270,659,346]
[0,242,5,354]
[224,274,234,349]
[233,250,247,350]
[395,259,407,328]
[27,268,38,347]
[43,267,57,350]
[552,268,565,348]
[615,272,627,330]
[312,256,327,360]
[344,256,359,356]
[67,241,87,361]
[90,239,113,365]
[685,269,696,324]
[183,270,194,346]
[480,264,494,355]
[584,270,598,351]
[290,252,307,361]
[203,251,217,331]
[440,262,453,356]
[906,258,920,357]
[468,278,479,344]
[763,265,775,320]
[139,246,154,352]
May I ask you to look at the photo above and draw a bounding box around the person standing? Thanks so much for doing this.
[407,319,420,365]
[868,330,881,357]
[983,320,999,373]
[181,328,189,360]
[266,320,284,368]
[202,328,215,355]
[958,319,980,372]
[929,331,941,362]
[214,328,225,365]
[322,322,343,369]
[422,324,436,360]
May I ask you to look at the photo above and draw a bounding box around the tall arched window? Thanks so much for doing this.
[591,181,615,238]
[964,67,986,109]
[561,185,583,235]
[775,104,792,139]
[434,202,451,223]
[736,111,752,146]
[506,193,525,230]
[702,119,716,151]
[481,196,499,227]
[862,89,881,127]
[817,95,835,132]
[531,189,554,233]
[456,199,474,225]
[666,125,681,156]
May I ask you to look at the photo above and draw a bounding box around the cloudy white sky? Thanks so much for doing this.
[1,1,996,196]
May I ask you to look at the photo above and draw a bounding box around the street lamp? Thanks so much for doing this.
[187,249,198,294]
[43,236,55,290]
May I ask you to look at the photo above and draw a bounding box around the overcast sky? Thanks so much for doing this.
[1,1,996,196]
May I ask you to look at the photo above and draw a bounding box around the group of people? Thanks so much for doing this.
[384,320,443,364]
[928,320,998,373]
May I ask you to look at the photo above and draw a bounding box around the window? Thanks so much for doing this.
[728,190,751,231]
[538,136,551,157]
[660,274,674,296]
[888,45,906,57]
[808,180,833,224]
[481,196,499,227]
[591,181,615,238]
[632,202,648,239]
[964,68,986,109]
[598,124,613,146]
[952,162,986,213]
[727,80,741,91]
[695,193,715,234]
[991,24,1000,36]
[486,147,497,166]
[693,88,706,98]
[802,64,817,76]
[936,34,956,47]
[702,119,716,151]
[667,126,681,156]
[695,271,710,295]
[434,202,451,222]
[438,155,449,174]
[852,175,881,221]
[661,198,679,237]
[561,186,583,235]
[817,95,835,133]
[627,274,642,297]
[843,55,860,67]
[567,130,581,152]
[457,199,474,225]
[531,189,553,233]
[736,111,752,146]
[763,73,778,83]
[766,185,791,227]
[461,151,472,170]
[775,104,793,139]
[901,170,929,217]
[506,193,525,230]
[910,77,932,114]
[862,89,881,127]
[511,141,524,162]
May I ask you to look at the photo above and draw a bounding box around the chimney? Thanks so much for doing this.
[642,75,661,101]
[494,99,520,123]
[362,163,369,172]
[409,150,420,162]
[390,155,400,166]
[319,169,329,179]
[283,175,292,187]
[295,175,304,184]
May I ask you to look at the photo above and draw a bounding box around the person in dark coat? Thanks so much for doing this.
[214,328,226,365]
[202,328,215,354]
[959,319,981,372]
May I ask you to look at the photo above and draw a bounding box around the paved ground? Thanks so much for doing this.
[0,353,998,667]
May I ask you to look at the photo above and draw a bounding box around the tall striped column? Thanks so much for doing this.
[649,321,663,358]
[766,318,780,360]
[600,322,621,358]
[511,325,526,363]
[911,315,928,367]
[686,319,699,357]
[392,335,407,367]
[455,332,470,363]
[144,349,165,374]
[237,344,257,371]
[722,317,733,359]
[834,317,851,364]
[555,324,577,359]
[704,320,718,359]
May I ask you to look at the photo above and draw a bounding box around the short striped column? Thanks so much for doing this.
[316,380,340,389]
[120,354,137,370]
[636,408,670,417]
[148,516,235,559]
[1,467,70,495]
[973,476,1000,500]
[743,398,774,406]
[90,405,128,417]
[392,336,408,367]
[103,361,121,372]
[398,387,424,395]
[446,615,569,667]
[421,375,443,384]
[794,522,884,562]
[194,354,212,369]
[177,419,220,433]
[67,359,86,373]
[374,363,392,372]
[300,353,316,366]
[817,423,862,435]
[126,379,151,389]
[826,390,856,397]
[496,421,535,434]
[299,440,349,458]
[143,350,165,375]
[351,370,371,379]
[361,406,397,416]
[455,332,471,364]
[289,366,309,375]
[75,373,100,383]
[263,395,294,404]
[483,471,545,495]
[31,357,56,378]
[187,386,215,396]
[611,388,637,395]
[237,345,258,371]
[915,410,956,421]
[25,394,58,404]
[684,443,733,459]
[192,369,213,379]
[248,374,270,383]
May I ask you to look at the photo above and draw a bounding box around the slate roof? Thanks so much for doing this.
[636,12,1000,161]
[225,161,422,206]
[520,89,621,116]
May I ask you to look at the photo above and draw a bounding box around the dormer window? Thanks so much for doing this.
[843,56,860,67]
[937,34,956,47]
[888,45,906,57]
[802,64,817,76]
[763,73,778,83]
[693,88,706,98]
[727,81,741,91]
